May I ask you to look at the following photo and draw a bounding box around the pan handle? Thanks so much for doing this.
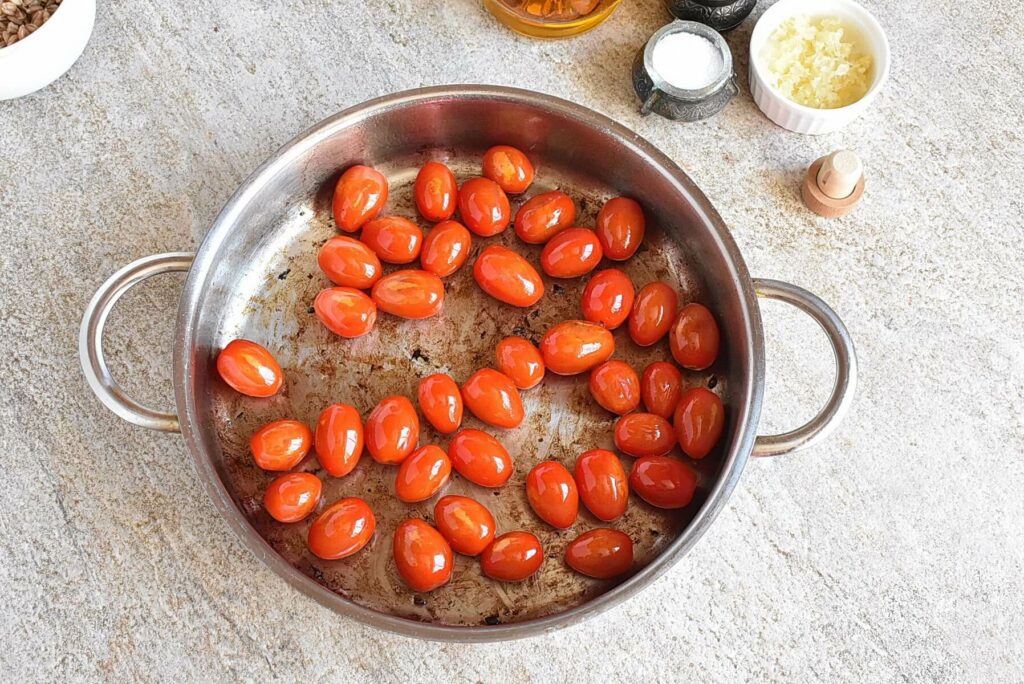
[79,252,194,433]
[752,279,858,457]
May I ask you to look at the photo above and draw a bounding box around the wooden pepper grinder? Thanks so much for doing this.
[801,150,865,218]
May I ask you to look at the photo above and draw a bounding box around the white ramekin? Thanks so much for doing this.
[749,0,890,135]
[0,0,96,101]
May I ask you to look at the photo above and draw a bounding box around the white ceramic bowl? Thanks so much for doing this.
[749,0,890,135]
[0,0,96,101]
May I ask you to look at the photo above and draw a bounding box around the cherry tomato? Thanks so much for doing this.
[629,455,698,509]
[495,336,545,390]
[371,269,444,319]
[250,419,312,471]
[589,360,640,415]
[216,339,283,398]
[461,368,524,429]
[395,445,451,503]
[417,373,463,434]
[317,235,382,289]
[420,220,472,278]
[393,518,453,592]
[314,403,363,477]
[263,472,322,523]
[526,461,578,529]
[674,387,725,459]
[540,227,603,279]
[414,161,458,222]
[565,528,633,579]
[482,145,535,195]
[308,497,376,560]
[314,287,377,338]
[448,429,512,487]
[332,165,388,233]
[365,395,419,465]
[613,412,675,458]
[581,268,634,330]
[434,495,496,556]
[473,245,544,307]
[641,362,683,419]
[629,282,678,346]
[514,191,576,244]
[670,303,720,371]
[539,320,615,375]
[458,177,510,236]
[481,532,544,582]
[360,216,423,264]
[574,449,628,521]
[595,196,645,261]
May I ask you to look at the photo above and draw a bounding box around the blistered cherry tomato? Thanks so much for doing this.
[314,287,377,338]
[581,268,634,330]
[461,368,524,429]
[332,165,388,233]
[371,269,444,319]
[495,336,545,390]
[314,403,363,477]
[395,445,451,503]
[481,532,543,581]
[540,227,603,279]
[641,362,683,419]
[308,497,376,560]
[629,455,698,509]
[670,303,720,370]
[417,373,463,434]
[514,191,576,244]
[216,339,283,398]
[613,412,675,458]
[458,177,510,236]
[263,472,322,523]
[574,449,628,521]
[540,320,615,375]
[629,282,678,346]
[317,236,382,289]
[589,360,640,415]
[674,387,725,459]
[420,220,472,277]
[448,429,512,487]
[596,196,645,261]
[526,461,578,529]
[365,395,419,465]
[393,518,453,592]
[482,145,535,195]
[565,528,633,579]
[360,216,423,264]
[414,161,458,222]
[434,495,496,556]
[250,419,312,471]
[473,245,544,307]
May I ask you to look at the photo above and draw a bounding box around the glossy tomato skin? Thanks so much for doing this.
[371,269,444,319]
[514,191,576,244]
[540,320,615,375]
[314,287,377,338]
[434,495,496,556]
[674,387,725,459]
[495,336,545,390]
[641,362,684,419]
[670,303,721,371]
[365,395,419,465]
[458,177,511,236]
[614,412,676,458]
[473,245,544,307]
[565,528,634,579]
[574,449,628,521]
[307,497,375,560]
[393,519,453,592]
[250,420,313,471]
[395,445,451,503]
[461,368,524,429]
[414,161,458,222]
[216,339,284,398]
[581,268,635,330]
[314,403,364,477]
[417,373,463,434]
[526,461,578,529]
[589,360,641,415]
[629,455,698,509]
[481,532,544,582]
[263,472,322,523]
[420,220,472,278]
[540,227,603,279]
[629,282,678,346]
[482,145,535,194]
[360,216,423,264]
[332,165,388,233]
[448,429,512,487]
[317,236,382,289]
[595,197,645,261]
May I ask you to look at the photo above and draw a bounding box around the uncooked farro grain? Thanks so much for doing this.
[0,0,59,48]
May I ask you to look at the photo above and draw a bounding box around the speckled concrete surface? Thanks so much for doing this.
[1,0,1022,681]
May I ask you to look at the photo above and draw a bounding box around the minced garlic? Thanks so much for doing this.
[762,16,873,109]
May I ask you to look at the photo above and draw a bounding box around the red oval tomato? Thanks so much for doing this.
[473,245,544,307]
[314,287,377,338]
[332,165,388,233]
[458,177,510,236]
[250,419,312,471]
[495,336,545,390]
[629,282,678,346]
[395,445,451,503]
[514,191,576,244]
[574,449,628,521]
[461,368,524,429]
[589,360,640,415]
[481,532,544,582]
[540,227,603,279]
[674,387,725,459]
[613,412,675,458]
[317,236,382,289]
[264,472,322,523]
[216,339,283,398]
[393,518,453,592]
[581,268,634,330]
[371,269,444,319]
[307,497,376,560]
[448,429,513,487]
[417,373,463,434]
[641,362,683,419]
[565,528,633,579]
[434,495,496,556]
[360,216,423,264]
[540,320,615,375]
[526,461,578,529]
[420,220,472,277]
[365,395,419,465]
[670,303,720,370]
[596,196,645,261]
[482,145,535,195]
[314,403,363,477]
[629,455,698,509]
[414,161,458,222]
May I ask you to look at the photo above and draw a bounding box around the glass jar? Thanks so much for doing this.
[483,0,623,38]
